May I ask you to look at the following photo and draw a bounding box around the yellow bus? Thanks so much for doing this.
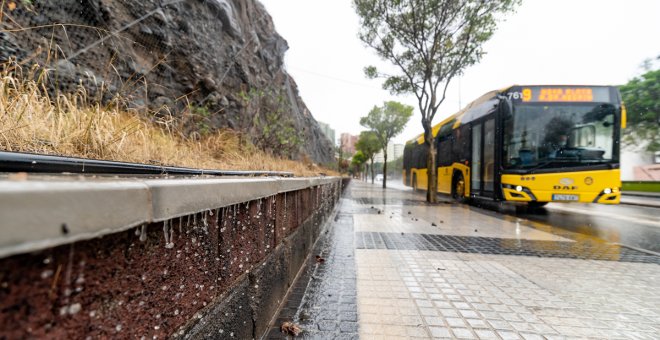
[403,85,625,207]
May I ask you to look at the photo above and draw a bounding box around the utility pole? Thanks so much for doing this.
[458,75,462,109]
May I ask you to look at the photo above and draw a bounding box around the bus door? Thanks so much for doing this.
[471,116,497,198]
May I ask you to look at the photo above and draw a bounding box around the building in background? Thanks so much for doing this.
[393,144,404,160]
[340,133,358,155]
[317,122,335,147]
[621,144,660,181]
[375,143,404,163]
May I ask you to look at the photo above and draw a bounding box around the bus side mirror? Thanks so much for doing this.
[498,95,513,116]
[621,102,627,129]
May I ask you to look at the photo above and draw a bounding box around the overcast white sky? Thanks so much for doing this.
[260,0,660,145]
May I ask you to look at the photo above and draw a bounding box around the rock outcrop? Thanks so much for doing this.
[1,0,334,164]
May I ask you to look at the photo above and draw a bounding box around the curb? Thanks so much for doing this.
[0,175,342,259]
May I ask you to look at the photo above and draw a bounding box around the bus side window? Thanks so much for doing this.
[453,125,470,163]
[413,142,429,169]
[452,129,461,163]
[438,136,452,166]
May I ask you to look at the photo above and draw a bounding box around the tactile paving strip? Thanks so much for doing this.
[356,232,660,264]
[351,197,452,206]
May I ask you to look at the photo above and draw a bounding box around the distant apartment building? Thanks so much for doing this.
[317,121,336,147]
[375,143,404,163]
[340,133,358,155]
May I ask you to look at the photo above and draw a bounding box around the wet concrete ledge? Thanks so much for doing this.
[0,176,340,259]
[0,176,349,339]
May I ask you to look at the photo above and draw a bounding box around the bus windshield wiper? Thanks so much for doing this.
[523,159,573,173]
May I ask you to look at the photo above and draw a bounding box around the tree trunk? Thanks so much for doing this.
[426,135,438,203]
[370,158,375,184]
[382,151,388,189]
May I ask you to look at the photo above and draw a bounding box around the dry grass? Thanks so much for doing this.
[0,66,334,177]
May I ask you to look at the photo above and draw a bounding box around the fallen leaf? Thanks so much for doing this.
[281,321,302,336]
[8,2,16,11]
[431,222,437,226]
[315,255,325,263]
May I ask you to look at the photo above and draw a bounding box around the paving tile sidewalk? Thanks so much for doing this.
[266,203,358,339]
[269,181,660,340]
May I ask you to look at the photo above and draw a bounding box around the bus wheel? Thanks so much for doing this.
[453,173,466,202]
[527,202,548,209]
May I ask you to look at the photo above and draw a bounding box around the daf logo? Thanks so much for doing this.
[554,178,577,190]
[559,178,574,186]
[554,185,578,190]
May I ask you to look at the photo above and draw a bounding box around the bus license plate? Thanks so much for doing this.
[552,194,579,201]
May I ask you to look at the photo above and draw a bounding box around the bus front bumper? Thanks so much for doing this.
[502,187,620,204]
[501,170,621,204]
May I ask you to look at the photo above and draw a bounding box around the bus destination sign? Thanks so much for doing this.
[508,86,611,103]
[526,88,593,102]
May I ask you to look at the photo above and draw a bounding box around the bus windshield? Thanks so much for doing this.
[503,102,617,171]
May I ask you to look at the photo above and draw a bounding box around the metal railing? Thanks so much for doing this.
[0,151,294,177]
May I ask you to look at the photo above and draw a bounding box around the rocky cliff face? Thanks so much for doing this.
[1,0,334,164]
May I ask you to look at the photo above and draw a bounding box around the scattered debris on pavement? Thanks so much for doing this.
[280,322,302,336]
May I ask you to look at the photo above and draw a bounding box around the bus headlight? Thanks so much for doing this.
[516,185,523,192]
[603,188,612,194]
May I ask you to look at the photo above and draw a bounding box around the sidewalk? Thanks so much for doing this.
[269,181,660,339]
[621,191,660,208]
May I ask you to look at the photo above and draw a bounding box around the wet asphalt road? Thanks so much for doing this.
[385,180,660,254]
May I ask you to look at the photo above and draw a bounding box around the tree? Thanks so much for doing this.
[337,138,346,174]
[360,101,413,188]
[619,67,660,152]
[355,131,381,183]
[352,151,368,179]
[353,0,519,202]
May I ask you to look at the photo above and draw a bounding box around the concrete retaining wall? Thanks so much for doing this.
[0,175,348,339]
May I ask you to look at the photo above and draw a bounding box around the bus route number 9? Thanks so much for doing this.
[508,89,533,102]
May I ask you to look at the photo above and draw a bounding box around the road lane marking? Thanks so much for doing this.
[547,205,660,228]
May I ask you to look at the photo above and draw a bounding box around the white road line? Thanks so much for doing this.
[547,205,660,228]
